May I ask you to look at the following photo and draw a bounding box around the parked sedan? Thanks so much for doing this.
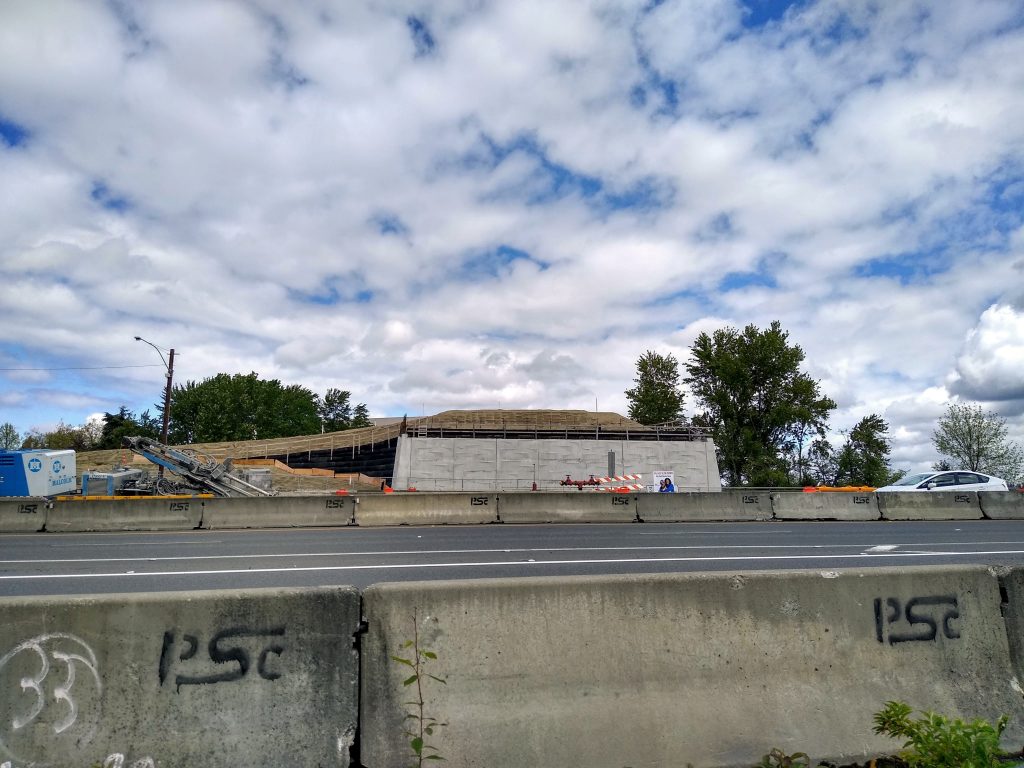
[875,470,1009,492]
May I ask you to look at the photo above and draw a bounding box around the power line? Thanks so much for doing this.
[0,364,164,371]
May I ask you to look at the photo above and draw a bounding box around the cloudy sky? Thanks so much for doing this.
[1,0,1023,472]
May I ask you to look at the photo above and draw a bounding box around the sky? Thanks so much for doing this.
[1,0,1023,474]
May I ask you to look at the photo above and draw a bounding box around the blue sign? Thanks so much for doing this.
[28,458,42,473]
[52,459,63,473]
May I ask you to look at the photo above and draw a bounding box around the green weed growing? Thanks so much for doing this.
[872,700,1021,768]
[391,610,448,767]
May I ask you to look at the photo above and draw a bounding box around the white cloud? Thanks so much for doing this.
[952,304,1024,403]
[0,0,1021,478]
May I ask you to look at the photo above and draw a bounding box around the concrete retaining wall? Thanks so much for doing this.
[392,436,721,492]
[0,587,360,768]
[355,493,498,526]
[0,498,48,533]
[980,491,1024,520]
[497,491,638,523]
[877,491,983,520]
[360,567,1022,768]
[46,497,204,532]
[638,491,771,521]
[202,496,354,529]
[770,492,880,521]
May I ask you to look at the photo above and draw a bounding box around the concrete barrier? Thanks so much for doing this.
[0,498,48,533]
[637,490,771,521]
[770,492,880,521]
[0,587,360,768]
[45,497,203,532]
[355,493,499,526]
[876,491,983,520]
[360,567,1021,768]
[497,491,637,523]
[202,496,354,529]
[997,567,1024,688]
[980,491,1024,520]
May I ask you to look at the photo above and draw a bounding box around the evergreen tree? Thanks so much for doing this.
[624,350,685,425]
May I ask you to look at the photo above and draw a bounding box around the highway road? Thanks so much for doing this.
[3,519,1024,597]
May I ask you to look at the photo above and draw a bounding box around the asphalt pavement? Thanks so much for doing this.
[3,519,1024,597]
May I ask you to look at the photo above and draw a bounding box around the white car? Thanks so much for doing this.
[875,470,1008,492]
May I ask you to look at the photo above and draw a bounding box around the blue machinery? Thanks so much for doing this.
[122,436,273,497]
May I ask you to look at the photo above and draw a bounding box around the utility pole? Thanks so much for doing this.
[135,337,175,478]
[162,348,175,445]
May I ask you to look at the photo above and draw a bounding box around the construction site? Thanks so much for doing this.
[71,409,721,496]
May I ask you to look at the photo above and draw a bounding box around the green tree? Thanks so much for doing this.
[685,321,836,486]
[0,422,20,450]
[624,350,685,425]
[351,402,372,428]
[319,388,353,431]
[932,402,1024,484]
[20,421,97,451]
[168,372,321,444]
[834,414,897,487]
[97,407,161,449]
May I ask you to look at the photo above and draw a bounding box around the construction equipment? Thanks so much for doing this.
[0,449,77,496]
[122,436,274,497]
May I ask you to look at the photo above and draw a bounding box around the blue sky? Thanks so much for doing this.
[1,0,1023,472]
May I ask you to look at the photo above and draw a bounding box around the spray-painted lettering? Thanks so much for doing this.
[0,633,103,763]
[873,596,960,644]
[159,627,286,691]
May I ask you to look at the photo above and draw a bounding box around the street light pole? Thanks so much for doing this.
[134,337,175,475]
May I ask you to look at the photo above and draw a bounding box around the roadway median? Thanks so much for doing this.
[354,493,499,526]
[0,497,48,533]
[979,491,1024,520]
[876,491,983,520]
[770,491,880,521]
[360,566,1021,768]
[201,495,354,529]
[637,490,771,521]
[496,491,638,523]
[45,496,203,532]
[0,587,360,768]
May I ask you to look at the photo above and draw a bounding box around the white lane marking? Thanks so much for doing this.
[49,540,223,548]
[3,549,1024,581]
[6,540,1024,566]
[636,530,794,535]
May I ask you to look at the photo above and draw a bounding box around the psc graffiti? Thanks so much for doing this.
[158,627,286,691]
[873,596,961,644]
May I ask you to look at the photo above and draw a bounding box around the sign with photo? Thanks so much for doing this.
[652,470,675,492]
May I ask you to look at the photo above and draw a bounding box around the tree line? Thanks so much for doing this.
[0,373,372,451]
[624,321,1024,488]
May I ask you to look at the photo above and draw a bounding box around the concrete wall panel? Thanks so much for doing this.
[770,492,880,521]
[202,496,354,529]
[46,498,203,532]
[497,492,637,523]
[0,498,47,533]
[877,491,983,520]
[355,493,499,526]
[637,491,770,521]
[393,436,719,492]
[979,492,1024,519]
[360,567,1021,768]
[0,587,360,768]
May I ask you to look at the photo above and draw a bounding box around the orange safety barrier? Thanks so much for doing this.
[803,485,876,493]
